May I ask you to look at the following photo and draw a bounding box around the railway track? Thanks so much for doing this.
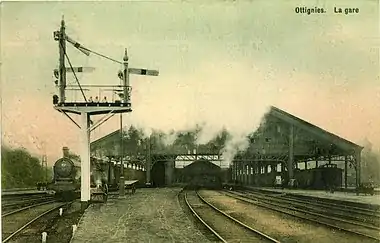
[2,200,70,243]
[2,194,56,213]
[184,190,280,243]
[240,189,380,227]
[223,189,380,242]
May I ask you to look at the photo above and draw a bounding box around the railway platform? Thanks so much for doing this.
[70,188,210,243]
[248,186,380,206]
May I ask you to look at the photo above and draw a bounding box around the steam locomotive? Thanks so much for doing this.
[47,155,118,202]
[47,156,80,201]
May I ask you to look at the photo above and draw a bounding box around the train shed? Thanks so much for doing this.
[232,106,363,190]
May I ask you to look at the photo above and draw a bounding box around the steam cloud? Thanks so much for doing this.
[114,59,277,166]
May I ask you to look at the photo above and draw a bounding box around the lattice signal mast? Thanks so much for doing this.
[52,17,159,208]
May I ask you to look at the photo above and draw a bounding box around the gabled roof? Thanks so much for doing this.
[182,159,221,173]
[91,129,120,147]
[268,106,363,152]
[91,106,363,155]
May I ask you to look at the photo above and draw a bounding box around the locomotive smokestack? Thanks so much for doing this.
[63,147,69,158]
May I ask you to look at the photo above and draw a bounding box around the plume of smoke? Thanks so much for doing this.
[162,129,178,146]
[218,108,270,167]
[91,58,278,164]
[221,134,249,167]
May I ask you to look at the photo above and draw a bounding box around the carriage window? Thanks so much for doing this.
[277,163,282,172]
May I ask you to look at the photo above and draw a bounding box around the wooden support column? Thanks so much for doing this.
[244,163,247,185]
[235,162,238,182]
[344,156,348,189]
[240,163,243,184]
[146,137,151,185]
[305,161,308,170]
[288,125,294,180]
[355,150,361,195]
[232,162,235,181]
[242,163,245,184]
[250,163,253,185]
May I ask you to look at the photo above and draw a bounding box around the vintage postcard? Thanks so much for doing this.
[1,1,379,242]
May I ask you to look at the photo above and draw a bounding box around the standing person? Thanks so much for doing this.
[132,184,136,194]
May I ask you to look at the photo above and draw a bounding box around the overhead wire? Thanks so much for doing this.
[81,47,123,65]
[60,41,88,102]
[62,35,125,103]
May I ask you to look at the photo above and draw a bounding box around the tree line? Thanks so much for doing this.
[361,148,380,185]
[1,146,51,189]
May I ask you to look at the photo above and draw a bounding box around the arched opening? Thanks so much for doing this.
[151,161,166,187]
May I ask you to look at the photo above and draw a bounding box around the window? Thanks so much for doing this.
[277,163,282,172]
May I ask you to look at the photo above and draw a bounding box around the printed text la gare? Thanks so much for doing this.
[334,7,359,15]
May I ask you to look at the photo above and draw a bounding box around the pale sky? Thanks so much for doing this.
[1,1,379,165]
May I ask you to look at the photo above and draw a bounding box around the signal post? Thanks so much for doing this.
[52,17,159,209]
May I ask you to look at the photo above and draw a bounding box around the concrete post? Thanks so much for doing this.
[80,112,90,209]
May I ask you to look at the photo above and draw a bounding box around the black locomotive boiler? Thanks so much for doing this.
[47,157,80,201]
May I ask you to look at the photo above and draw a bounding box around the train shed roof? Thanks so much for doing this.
[268,106,363,153]
[91,106,363,157]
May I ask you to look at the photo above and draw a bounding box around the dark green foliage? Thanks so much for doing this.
[361,148,380,185]
[1,146,48,189]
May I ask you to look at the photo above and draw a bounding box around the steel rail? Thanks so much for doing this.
[2,200,58,217]
[235,190,380,229]
[248,189,380,215]
[196,191,281,243]
[185,190,281,243]
[2,202,71,243]
[223,190,380,241]
[2,196,55,208]
[184,191,227,243]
